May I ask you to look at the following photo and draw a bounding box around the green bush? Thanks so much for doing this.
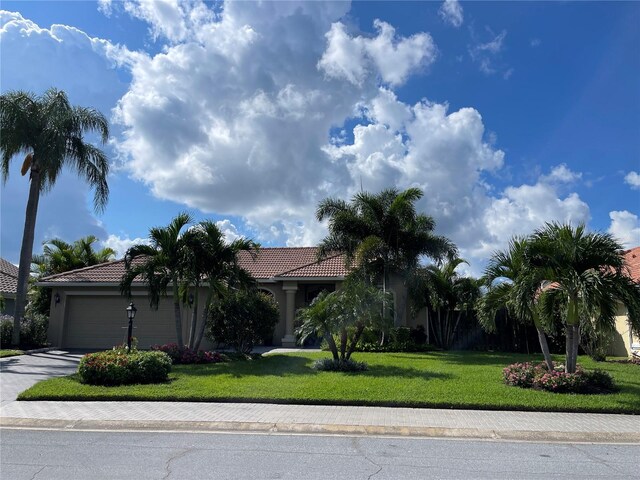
[207,289,279,354]
[0,316,12,348]
[0,314,48,349]
[312,358,368,372]
[78,350,172,386]
[503,362,617,394]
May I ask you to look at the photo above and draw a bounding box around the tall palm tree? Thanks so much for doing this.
[477,238,554,370]
[528,223,640,373]
[120,213,193,347]
[1,88,109,346]
[317,188,456,326]
[180,220,259,351]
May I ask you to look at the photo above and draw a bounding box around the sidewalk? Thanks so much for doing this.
[2,350,639,443]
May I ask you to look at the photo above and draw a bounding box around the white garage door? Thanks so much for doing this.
[63,296,178,349]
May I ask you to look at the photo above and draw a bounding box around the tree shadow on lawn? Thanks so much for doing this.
[177,354,453,381]
[428,351,545,367]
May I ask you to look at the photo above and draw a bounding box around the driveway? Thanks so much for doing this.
[0,350,83,407]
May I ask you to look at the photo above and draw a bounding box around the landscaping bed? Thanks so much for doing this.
[18,351,640,414]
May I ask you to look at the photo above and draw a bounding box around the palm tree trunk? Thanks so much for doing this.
[193,287,214,351]
[449,311,463,349]
[324,331,339,361]
[346,321,365,360]
[536,327,554,371]
[13,167,42,346]
[339,327,348,361]
[565,298,579,373]
[187,288,199,349]
[172,280,184,347]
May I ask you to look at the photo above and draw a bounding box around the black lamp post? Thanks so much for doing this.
[126,302,137,352]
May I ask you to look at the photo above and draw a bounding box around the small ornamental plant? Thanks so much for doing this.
[503,362,617,394]
[151,343,227,365]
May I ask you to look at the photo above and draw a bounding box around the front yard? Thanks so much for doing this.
[0,349,23,358]
[18,351,640,414]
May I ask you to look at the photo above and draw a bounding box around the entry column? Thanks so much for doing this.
[281,282,298,347]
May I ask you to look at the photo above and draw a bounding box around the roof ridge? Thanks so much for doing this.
[0,258,19,278]
[41,258,126,281]
[274,252,344,277]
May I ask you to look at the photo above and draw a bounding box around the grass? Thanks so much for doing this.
[0,349,24,358]
[18,351,640,414]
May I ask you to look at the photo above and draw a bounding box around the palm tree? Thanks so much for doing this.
[32,236,115,276]
[1,89,109,346]
[120,213,192,347]
[477,238,554,370]
[411,258,480,349]
[317,188,456,328]
[180,220,259,351]
[528,223,640,373]
[30,236,115,317]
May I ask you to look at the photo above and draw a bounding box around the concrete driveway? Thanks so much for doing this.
[0,350,83,407]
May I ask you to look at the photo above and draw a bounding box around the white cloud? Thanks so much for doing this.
[439,0,464,28]
[469,29,508,76]
[540,164,582,184]
[102,235,150,259]
[624,171,640,189]
[608,211,640,248]
[318,19,437,86]
[215,219,241,243]
[530,38,541,47]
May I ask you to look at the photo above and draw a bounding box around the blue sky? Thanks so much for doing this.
[1,1,638,274]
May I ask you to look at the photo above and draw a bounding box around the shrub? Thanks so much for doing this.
[0,316,12,348]
[78,350,172,386]
[151,343,227,364]
[502,362,617,394]
[207,289,279,354]
[0,314,48,349]
[312,358,368,372]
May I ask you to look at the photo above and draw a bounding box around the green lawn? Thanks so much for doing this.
[18,351,640,414]
[0,349,24,358]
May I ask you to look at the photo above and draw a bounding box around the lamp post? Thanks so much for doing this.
[126,302,137,352]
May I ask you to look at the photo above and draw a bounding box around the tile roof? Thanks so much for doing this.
[0,258,19,294]
[624,246,640,283]
[40,247,348,284]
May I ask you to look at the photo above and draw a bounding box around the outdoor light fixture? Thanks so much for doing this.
[54,293,60,305]
[125,302,137,352]
[188,293,194,307]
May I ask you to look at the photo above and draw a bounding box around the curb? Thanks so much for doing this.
[2,417,639,444]
[23,347,56,355]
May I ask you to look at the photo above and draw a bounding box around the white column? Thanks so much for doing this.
[281,282,298,347]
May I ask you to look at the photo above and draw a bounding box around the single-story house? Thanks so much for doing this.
[40,247,377,349]
[610,246,640,357]
[0,257,18,315]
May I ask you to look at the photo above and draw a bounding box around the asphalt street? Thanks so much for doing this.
[1,428,639,480]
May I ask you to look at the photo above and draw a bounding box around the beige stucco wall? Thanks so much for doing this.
[48,280,342,350]
[610,303,639,357]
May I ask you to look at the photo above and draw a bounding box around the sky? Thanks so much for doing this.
[1,0,639,275]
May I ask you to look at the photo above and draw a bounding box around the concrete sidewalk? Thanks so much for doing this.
[2,401,639,443]
[2,350,639,443]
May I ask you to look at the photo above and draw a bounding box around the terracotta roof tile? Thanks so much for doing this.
[624,246,640,283]
[40,247,348,284]
[0,258,18,294]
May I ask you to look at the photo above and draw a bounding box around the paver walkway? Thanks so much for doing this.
[1,351,639,443]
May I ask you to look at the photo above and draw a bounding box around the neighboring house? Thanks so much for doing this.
[0,258,19,316]
[39,247,358,349]
[610,246,640,357]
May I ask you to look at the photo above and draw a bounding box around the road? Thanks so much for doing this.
[1,429,638,479]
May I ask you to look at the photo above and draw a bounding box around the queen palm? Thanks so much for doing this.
[1,89,109,346]
[317,188,456,327]
[32,236,115,277]
[121,213,193,347]
[477,238,554,370]
[528,223,640,373]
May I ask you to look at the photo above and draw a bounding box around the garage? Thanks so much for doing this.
[61,295,177,350]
